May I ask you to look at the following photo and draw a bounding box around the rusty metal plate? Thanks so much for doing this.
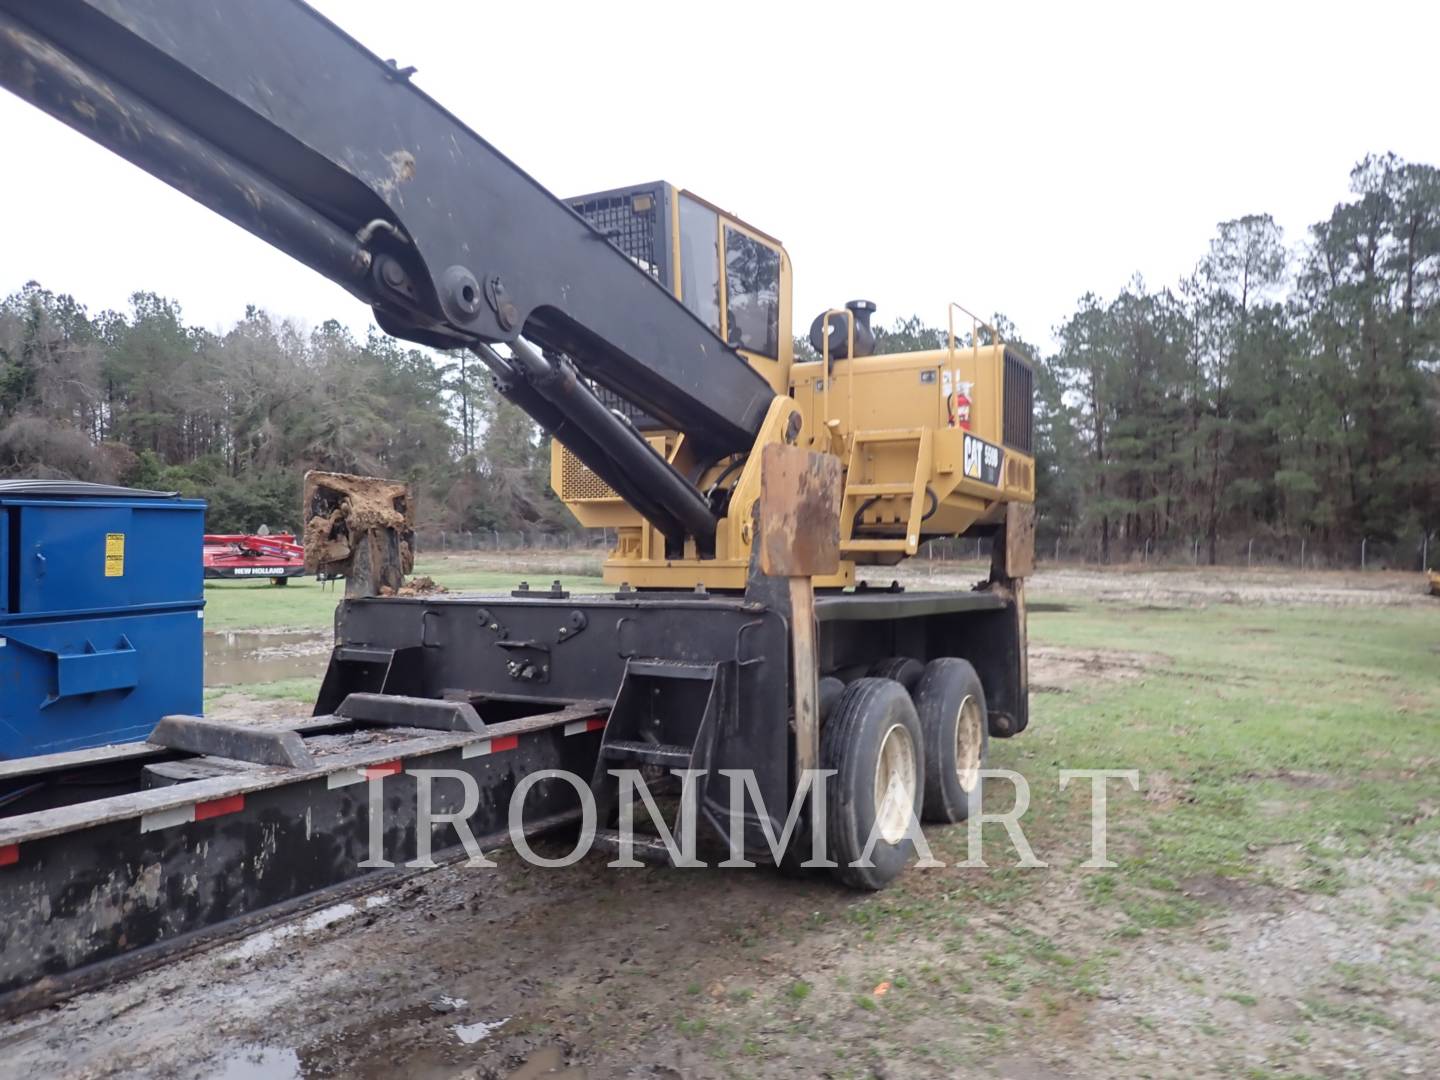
[1001,501,1036,579]
[758,444,841,577]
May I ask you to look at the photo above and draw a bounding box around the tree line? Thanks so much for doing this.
[1,153,1434,564]
[1038,153,1438,566]
[0,292,567,535]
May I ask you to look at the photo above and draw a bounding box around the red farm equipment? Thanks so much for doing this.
[202,532,306,585]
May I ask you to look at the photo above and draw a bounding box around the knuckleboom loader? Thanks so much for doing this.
[0,0,1035,1012]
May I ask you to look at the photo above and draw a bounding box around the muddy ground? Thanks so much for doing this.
[2,564,1436,1079]
[10,829,1437,1080]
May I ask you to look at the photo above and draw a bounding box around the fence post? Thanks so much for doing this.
[1361,536,1368,570]
[1423,531,1430,572]
[1247,538,1253,568]
[1143,538,1151,563]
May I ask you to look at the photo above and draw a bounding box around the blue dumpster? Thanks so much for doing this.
[0,480,205,758]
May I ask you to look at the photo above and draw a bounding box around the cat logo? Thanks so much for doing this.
[962,434,1004,486]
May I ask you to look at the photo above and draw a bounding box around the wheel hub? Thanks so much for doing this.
[873,722,918,844]
[954,694,983,793]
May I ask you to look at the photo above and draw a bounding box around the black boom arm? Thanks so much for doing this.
[0,0,773,550]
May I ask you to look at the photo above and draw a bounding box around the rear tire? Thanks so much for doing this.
[821,678,924,891]
[868,656,924,692]
[272,576,290,587]
[914,658,989,823]
[817,676,846,722]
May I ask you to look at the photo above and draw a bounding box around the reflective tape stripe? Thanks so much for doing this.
[140,805,194,833]
[564,718,605,737]
[194,795,245,821]
[140,795,246,833]
[328,761,404,789]
[0,844,18,867]
[462,734,519,759]
[327,768,366,789]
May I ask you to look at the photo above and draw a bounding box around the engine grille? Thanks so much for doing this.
[558,445,620,502]
[568,186,667,431]
[1002,348,1034,454]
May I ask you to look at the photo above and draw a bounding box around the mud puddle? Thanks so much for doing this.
[205,630,332,688]
[208,1045,302,1079]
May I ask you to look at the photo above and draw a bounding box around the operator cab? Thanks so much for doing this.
[569,183,793,395]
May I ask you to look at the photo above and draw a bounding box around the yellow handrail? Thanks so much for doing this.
[819,307,855,454]
[946,301,1004,370]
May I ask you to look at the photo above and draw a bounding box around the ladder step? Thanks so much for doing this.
[601,739,694,767]
[626,659,717,681]
[852,428,924,444]
[845,482,916,497]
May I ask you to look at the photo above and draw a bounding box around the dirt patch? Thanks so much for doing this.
[204,692,314,725]
[1081,839,1440,1078]
[388,574,448,597]
[1029,645,1168,692]
[1178,874,1285,913]
[1142,770,1192,810]
[896,563,1434,608]
[1262,768,1347,790]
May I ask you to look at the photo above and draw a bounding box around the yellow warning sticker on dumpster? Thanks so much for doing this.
[105,532,125,577]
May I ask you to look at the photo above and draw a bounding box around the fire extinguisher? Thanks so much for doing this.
[952,383,972,430]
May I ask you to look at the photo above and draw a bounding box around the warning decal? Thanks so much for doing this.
[105,532,125,577]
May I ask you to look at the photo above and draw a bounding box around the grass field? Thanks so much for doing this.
[572,593,1438,1077]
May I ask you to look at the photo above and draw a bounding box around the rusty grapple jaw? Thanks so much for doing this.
[302,471,415,598]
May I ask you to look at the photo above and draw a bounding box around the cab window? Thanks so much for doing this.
[724,227,780,358]
[678,195,721,334]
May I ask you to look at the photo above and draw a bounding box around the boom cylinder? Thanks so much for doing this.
[469,344,692,545]
[503,341,718,555]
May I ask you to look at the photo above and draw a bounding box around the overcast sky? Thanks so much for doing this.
[2,0,1437,353]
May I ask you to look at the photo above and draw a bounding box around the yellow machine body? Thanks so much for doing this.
[553,183,1035,589]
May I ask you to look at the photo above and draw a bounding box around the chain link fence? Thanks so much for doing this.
[1030,531,1437,572]
[413,527,607,555]
[413,526,1437,573]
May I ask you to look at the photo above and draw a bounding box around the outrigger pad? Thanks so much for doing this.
[335,693,486,733]
[757,443,841,578]
[149,715,315,769]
